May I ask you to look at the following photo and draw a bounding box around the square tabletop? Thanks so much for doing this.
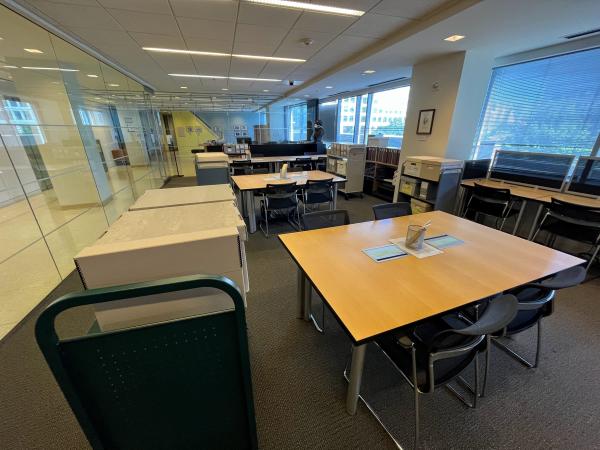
[231,170,346,191]
[279,211,584,344]
[129,185,235,211]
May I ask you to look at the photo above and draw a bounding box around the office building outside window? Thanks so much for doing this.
[473,47,600,159]
[367,86,410,148]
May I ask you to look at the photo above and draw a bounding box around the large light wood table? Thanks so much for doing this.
[231,170,345,233]
[279,211,584,415]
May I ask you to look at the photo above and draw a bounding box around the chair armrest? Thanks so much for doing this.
[396,335,415,349]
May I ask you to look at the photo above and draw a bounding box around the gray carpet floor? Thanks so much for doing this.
[1,176,599,450]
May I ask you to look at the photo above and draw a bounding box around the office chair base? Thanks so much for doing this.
[342,359,404,450]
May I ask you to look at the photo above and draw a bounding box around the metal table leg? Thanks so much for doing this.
[346,344,367,415]
[528,203,544,240]
[303,280,311,322]
[332,183,338,209]
[245,190,257,233]
[512,199,527,235]
[296,268,306,319]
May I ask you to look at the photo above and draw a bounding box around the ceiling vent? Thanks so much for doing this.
[368,77,407,88]
[564,27,600,39]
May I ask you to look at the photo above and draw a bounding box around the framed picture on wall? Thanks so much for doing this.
[417,109,435,135]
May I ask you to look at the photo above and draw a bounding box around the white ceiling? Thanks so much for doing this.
[8,0,600,102]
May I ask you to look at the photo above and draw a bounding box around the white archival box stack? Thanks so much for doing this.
[129,184,235,211]
[75,201,249,332]
[195,151,229,167]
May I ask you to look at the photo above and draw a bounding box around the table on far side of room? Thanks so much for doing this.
[278,210,584,416]
[231,170,346,234]
[229,155,327,172]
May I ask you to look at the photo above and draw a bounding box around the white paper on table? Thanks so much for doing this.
[389,237,443,259]
[263,173,306,181]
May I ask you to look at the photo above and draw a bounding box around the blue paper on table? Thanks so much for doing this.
[425,234,464,249]
[363,244,407,263]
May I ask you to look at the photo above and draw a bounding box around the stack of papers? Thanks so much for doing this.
[390,237,442,259]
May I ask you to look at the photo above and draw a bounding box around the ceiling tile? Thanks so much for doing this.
[42,0,99,5]
[98,0,171,14]
[27,2,121,30]
[345,13,411,39]
[129,32,186,49]
[371,0,448,19]
[170,0,238,21]
[191,55,230,74]
[259,61,299,79]
[234,24,289,54]
[183,37,233,53]
[67,27,132,45]
[150,53,196,73]
[107,9,180,35]
[177,17,236,40]
[324,0,381,9]
[274,28,337,59]
[237,3,301,28]
[229,58,268,78]
[293,11,357,34]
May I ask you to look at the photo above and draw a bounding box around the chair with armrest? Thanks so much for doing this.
[300,178,335,213]
[259,182,300,237]
[490,265,586,374]
[352,294,517,449]
[462,183,521,233]
[301,209,350,333]
[532,198,600,271]
[35,275,258,450]
[290,157,314,172]
[372,202,412,220]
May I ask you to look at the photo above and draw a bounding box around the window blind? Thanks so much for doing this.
[473,47,600,159]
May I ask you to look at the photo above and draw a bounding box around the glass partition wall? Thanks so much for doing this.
[0,6,167,339]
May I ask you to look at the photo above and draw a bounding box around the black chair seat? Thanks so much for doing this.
[306,192,331,204]
[468,197,520,218]
[263,196,298,211]
[539,216,600,244]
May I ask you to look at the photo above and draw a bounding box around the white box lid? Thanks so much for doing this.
[130,185,235,211]
[195,152,229,163]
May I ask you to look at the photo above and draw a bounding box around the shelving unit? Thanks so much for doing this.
[364,147,401,201]
[326,143,366,198]
[394,156,463,213]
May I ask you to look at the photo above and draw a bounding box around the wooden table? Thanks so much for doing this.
[231,170,346,233]
[279,211,584,415]
[460,178,555,238]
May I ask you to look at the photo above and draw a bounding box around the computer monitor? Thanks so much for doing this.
[462,159,491,180]
[566,156,600,197]
[489,150,574,190]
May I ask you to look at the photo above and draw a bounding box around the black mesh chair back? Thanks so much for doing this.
[372,202,412,220]
[304,178,334,205]
[468,183,513,217]
[290,157,313,171]
[231,160,253,175]
[536,198,600,244]
[264,182,299,211]
[35,275,258,450]
[302,209,349,230]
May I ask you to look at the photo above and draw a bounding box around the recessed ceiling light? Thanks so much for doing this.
[24,48,44,54]
[94,97,101,100]
[363,69,376,74]
[444,34,465,42]
[180,86,188,89]
[2,65,17,69]
[87,74,99,78]
[246,0,364,16]
[169,73,282,82]
[21,66,79,72]
[221,88,229,91]
[325,86,333,89]
[108,83,120,87]
[263,89,270,92]
[304,94,310,97]
[143,47,305,63]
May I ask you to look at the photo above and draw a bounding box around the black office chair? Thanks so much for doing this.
[372,202,412,220]
[355,294,518,449]
[301,209,350,332]
[230,160,253,176]
[301,178,335,213]
[35,275,258,450]
[491,266,586,374]
[462,183,521,232]
[290,157,314,172]
[532,198,600,271]
[259,182,300,238]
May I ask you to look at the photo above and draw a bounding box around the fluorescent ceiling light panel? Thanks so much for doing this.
[246,0,364,16]
[108,83,120,87]
[2,65,18,69]
[169,73,281,82]
[21,66,79,71]
[87,74,99,78]
[24,48,44,54]
[143,47,304,62]
[444,34,465,42]
[363,69,376,74]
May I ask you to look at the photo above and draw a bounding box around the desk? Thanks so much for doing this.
[129,185,235,211]
[460,178,553,238]
[230,155,326,172]
[231,170,345,233]
[279,211,584,415]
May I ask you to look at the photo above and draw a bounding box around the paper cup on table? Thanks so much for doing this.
[406,224,426,250]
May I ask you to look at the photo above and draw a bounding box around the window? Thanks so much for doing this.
[2,99,46,144]
[473,47,600,159]
[337,97,357,143]
[287,103,307,141]
[367,86,410,148]
[317,100,338,145]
